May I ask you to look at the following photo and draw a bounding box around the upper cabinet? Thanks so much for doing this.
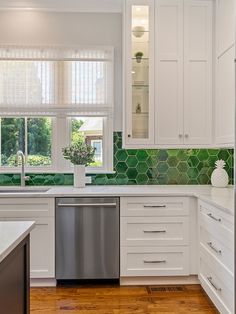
[124,0,155,146]
[123,0,234,148]
[215,0,235,146]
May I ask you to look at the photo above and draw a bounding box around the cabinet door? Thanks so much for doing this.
[184,0,213,145]
[215,0,235,145]
[5,217,55,279]
[155,0,184,145]
[124,0,155,146]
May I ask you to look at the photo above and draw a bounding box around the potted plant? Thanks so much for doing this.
[135,51,144,63]
[62,142,95,188]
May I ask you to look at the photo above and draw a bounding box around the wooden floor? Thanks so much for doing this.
[30,284,219,314]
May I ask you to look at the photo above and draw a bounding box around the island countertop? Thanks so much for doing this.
[0,221,35,263]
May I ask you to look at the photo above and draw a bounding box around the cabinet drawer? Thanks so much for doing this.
[200,225,233,274]
[0,198,54,217]
[121,197,189,217]
[199,255,233,314]
[121,246,189,277]
[199,201,233,248]
[121,216,189,246]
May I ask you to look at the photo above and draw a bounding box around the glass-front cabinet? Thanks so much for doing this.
[124,0,155,146]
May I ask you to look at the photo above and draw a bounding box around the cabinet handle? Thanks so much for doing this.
[143,230,166,233]
[179,134,183,138]
[207,242,222,255]
[207,213,221,222]
[57,203,117,207]
[207,277,222,292]
[143,205,166,208]
[185,134,189,138]
[128,134,131,138]
[143,260,166,264]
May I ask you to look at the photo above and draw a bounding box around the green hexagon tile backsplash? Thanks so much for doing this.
[0,132,233,186]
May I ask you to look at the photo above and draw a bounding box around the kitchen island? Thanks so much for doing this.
[0,221,35,314]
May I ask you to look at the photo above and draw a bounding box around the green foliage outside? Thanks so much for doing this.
[1,117,52,167]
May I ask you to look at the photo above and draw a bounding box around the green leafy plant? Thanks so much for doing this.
[62,142,95,166]
[135,51,144,58]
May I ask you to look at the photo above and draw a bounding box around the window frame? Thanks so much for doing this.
[0,45,115,174]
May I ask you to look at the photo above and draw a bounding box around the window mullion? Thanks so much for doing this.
[25,117,28,165]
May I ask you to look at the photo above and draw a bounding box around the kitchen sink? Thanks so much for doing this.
[0,188,50,193]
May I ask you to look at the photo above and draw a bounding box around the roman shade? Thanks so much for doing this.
[0,46,114,116]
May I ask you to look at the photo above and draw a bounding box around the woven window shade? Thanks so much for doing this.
[0,46,113,116]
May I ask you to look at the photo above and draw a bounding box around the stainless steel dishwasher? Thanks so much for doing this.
[56,197,119,280]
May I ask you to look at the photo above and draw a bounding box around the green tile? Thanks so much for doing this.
[116,150,128,162]
[136,173,148,184]
[157,150,168,161]
[197,150,209,161]
[137,162,149,173]
[136,150,149,161]
[126,156,138,167]
[116,162,128,173]
[177,162,188,173]
[126,168,138,180]
[157,162,168,174]
[167,156,178,167]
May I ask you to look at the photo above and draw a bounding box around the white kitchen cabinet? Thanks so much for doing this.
[120,196,190,277]
[183,0,213,145]
[123,0,213,148]
[124,0,155,146]
[215,0,235,146]
[198,200,234,313]
[0,198,55,279]
[155,0,184,145]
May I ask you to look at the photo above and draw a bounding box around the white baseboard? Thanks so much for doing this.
[30,278,57,287]
[120,275,200,286]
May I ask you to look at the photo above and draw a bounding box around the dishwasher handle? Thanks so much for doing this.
[57,202,117,207]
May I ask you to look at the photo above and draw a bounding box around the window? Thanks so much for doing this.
[0,117,52,167]
[0,46,114,173]
[71,117,103,167]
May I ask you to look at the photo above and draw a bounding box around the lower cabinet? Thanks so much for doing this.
[198,200,234,314]
[0,198,55,279]
[120,197,190,277]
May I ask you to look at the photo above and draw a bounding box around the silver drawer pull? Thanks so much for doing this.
[57,203,117,207]
[207,213,221,222]
[143,230,166,233]
[207,277,222,292]
[144,260,166,264]
[207,242,222,255]
[143,205,166,208]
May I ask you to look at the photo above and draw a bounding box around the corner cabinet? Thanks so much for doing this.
[123,0,213,148]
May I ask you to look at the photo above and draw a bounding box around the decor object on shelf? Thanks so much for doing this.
[132,25,145,38]
[136,103,141,113]
[135,51,144,63]
[62,142,95,188]
[211,159,229,188]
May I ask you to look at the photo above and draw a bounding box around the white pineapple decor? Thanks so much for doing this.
[211,160,229,188]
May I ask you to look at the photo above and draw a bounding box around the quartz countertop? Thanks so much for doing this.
[0,185,233,215]
[0,221,35,263]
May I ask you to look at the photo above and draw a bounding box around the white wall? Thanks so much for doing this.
[0,10,123,130]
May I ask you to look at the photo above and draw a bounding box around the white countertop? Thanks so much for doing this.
[0,221,35,263]
[0,185,233,215]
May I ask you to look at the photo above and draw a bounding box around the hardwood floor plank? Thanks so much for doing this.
[30,284,218,314]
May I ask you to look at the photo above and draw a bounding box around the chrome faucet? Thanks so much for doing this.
[15,150,30,187]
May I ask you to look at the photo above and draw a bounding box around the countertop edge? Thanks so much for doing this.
[0,221,35,264]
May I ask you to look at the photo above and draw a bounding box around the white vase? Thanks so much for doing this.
[211,160,229,188]
[74,165,86,188]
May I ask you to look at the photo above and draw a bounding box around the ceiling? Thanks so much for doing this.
[0,0,123,12]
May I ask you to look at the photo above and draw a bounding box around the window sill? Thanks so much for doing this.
[0,168,116,175]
